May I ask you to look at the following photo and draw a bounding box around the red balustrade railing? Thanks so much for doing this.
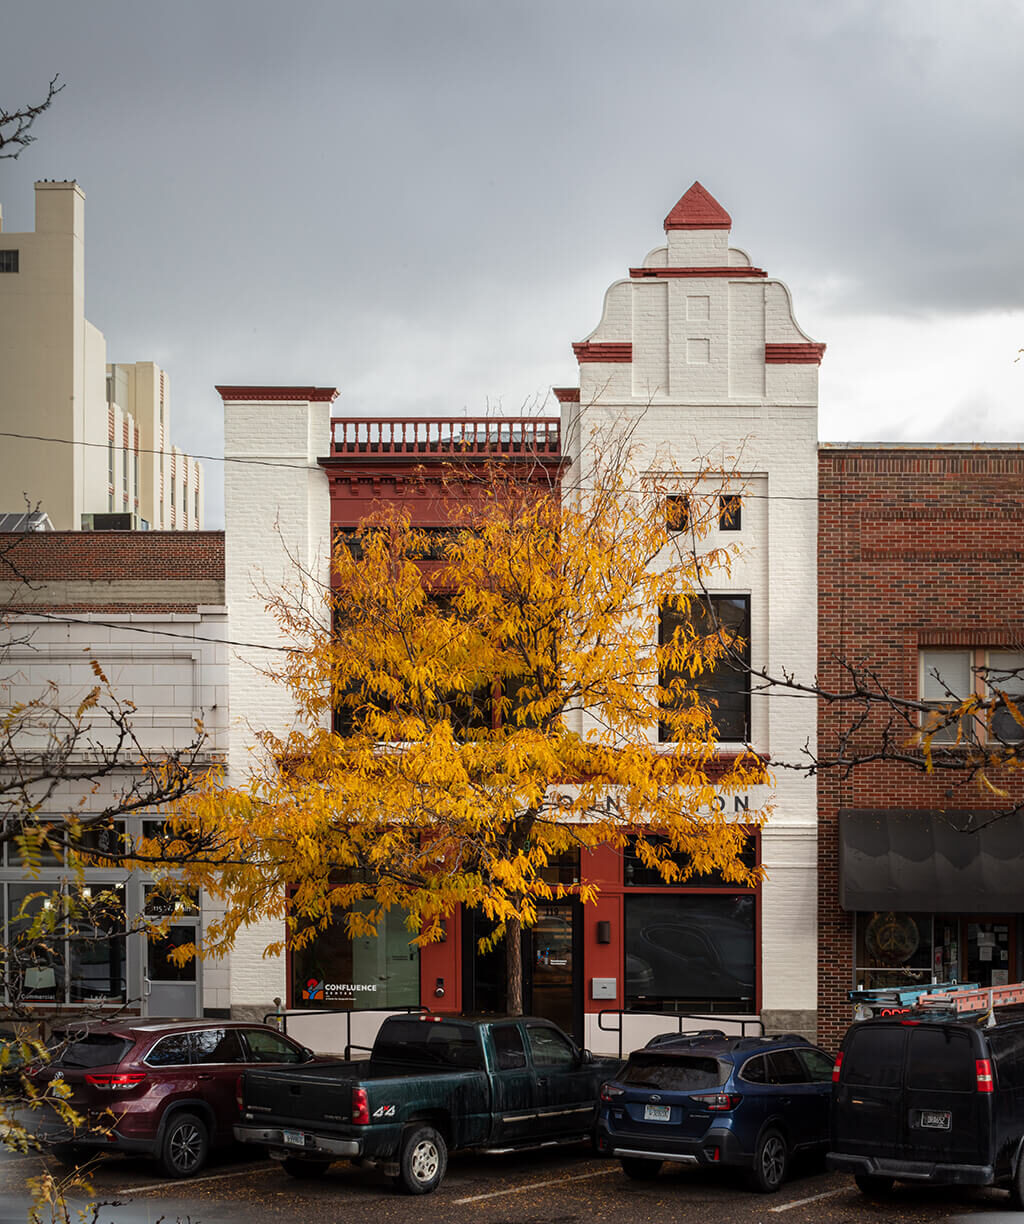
[330,417,561,458]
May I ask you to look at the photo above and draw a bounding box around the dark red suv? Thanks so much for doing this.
[35,1019,318,1177]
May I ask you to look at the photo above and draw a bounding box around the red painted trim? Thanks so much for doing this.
[664,182,732,232]
[216,385,340,402]
[572,342,633,364]
[630,266,766,279]
[553,387,580,403]
[764,343,826,365]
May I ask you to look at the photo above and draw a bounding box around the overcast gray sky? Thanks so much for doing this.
[2,0,1022,526]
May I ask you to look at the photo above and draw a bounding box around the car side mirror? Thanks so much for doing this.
[301,1046,315,1061]
[579,1048,594,1065]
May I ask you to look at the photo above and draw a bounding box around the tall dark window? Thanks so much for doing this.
[666,495,690,532]
[0,250,19,273]
[719,495,742,531]
[659,595,750,742]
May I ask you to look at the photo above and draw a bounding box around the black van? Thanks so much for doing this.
[829,1013,1024,1205]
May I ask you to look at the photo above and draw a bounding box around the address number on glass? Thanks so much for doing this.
[644,1104,672,1122]
[918,1111,951,1130]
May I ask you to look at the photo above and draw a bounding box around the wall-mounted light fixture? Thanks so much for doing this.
[434,977,445,998]
[596,920,612,945]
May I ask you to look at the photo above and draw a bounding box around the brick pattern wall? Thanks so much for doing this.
[0,532,224,585]
[817,446,1024,1049]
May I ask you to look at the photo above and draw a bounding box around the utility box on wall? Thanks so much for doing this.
[591,977,617,1000]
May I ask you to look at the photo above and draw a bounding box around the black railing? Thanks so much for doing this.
[597,1008,764,1060]
[262,1005,426,1060]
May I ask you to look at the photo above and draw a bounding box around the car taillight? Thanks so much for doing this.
[832,1052,843,1084]
[690,1093,741,1112]
[235,1073,244,1113]
[976,1059,994,1093]
[85,1072,147,1091]
[600,1083,624,1102]
[352,1087,370,1124]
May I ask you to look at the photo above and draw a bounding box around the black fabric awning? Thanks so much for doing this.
[839,809,1024,913]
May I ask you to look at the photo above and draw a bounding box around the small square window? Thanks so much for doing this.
[719,495,741,531]
[666,495,690,532]
[0,250,19,273]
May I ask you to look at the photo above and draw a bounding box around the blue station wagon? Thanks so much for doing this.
[595,1031,834,1192]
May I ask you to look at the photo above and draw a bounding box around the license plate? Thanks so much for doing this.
[919,1110,951,1130]
[643,1104,672,1122]
[282,1130,306,1146]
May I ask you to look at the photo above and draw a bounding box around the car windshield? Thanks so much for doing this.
[622,1053,727,1090]
[57,1033,134,1068]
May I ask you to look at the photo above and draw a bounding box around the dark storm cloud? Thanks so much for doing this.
[2,0,1022,522]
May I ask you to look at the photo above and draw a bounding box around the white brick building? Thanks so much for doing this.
[0,531,228,1016]
[560,182,821,1041]
[220,185,822,1046]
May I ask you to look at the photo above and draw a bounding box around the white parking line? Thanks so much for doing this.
[115,1163,279,1196]
[454,1167,618,1205]
[769,1186,847,1213]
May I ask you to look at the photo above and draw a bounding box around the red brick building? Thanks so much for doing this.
[817,445,1024,1049]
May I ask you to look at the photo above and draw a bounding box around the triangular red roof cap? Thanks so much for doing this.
[664,182,731,232]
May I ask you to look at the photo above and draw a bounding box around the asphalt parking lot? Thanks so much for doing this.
[1,1145,1021,1224]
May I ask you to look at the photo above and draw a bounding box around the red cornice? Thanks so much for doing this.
[764,343,826,365]
[216,385,340,402]
[664,182,732,231]
[572,342,633,363]
[630,266,766,279]
[553,387,580,403]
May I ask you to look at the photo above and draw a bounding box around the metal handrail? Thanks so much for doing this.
[597,1008,765,1060]
[261,1005,426,1060]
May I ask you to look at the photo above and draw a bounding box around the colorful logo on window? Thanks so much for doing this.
[302,978,324,1000]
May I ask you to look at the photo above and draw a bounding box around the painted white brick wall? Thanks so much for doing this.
[567,195,821,1018]
[0,603,230,1013]
[224,394,331,1015]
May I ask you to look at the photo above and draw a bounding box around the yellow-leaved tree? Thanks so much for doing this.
[171,454,769,1012]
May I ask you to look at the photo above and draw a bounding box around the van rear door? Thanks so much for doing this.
[903,1025,987,1166]
[833,1024,907,1157]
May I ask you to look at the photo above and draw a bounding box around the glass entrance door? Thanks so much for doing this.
[145,924,200,1017]
[461,902,582,1040]
[527,903,577,1038]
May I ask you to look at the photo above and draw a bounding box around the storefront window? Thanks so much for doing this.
[4,882,126,1005]
[853,911,934,992]
[291,900,419,1010]
[70,884,126,1002]
[625,894,755,1013]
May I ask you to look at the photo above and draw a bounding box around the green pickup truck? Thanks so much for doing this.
[233,1013,620,1193]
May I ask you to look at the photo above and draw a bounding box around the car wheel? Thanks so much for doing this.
[748,1128,788,1193]
[159,1111,209,1178]
[620,1156,662,1180]
[854,1173,896,1199]
[281,1157,332,1179]
[394,1125,447,1195]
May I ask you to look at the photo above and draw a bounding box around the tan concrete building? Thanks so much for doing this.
[0,181,202,530]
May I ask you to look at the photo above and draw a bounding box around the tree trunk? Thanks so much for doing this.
[506,916,523,1015]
